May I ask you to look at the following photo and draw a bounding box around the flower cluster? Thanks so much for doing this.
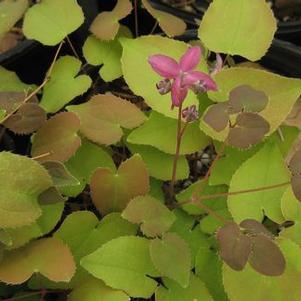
[148,46,218,108]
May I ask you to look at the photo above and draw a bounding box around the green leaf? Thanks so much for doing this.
[31,112,81,162]
[5,202,64,250]
[0,152,52,228]
[128,111,209,155]
[149,178,165,202]
[228,141,289,223]
[83,26,132,82]
[0,238,75,284]
[23,0,84,45]
[121,36,207,119]
[128,143,189,180]
[91,154,149,215]
[155,274,214,301]
[223,238,301,301]
[61,139,115,197]
[0,0,29,40]
[67,94,146,146]
[122,195,176,237]
[201,68,301,141]
[0,66,33,92]
[199,0,276,61]
[0,109,6,122]
[40,56,91,113]
[196,246,229,301]
[150,233,191,287]
[68,277,129,301]
[81,236,160,298]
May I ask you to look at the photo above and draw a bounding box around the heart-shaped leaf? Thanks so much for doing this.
[122,195,176,237]
[23,0,84,45]
[40,56,92,113]
[67,94,146,145]
[31,112,81,162]
[288,149,301,202]
[91,154,149,215]
[0,238,75,284]
[0,152,52,228]
[81,236,160,298]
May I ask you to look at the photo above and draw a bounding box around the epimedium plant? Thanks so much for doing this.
[1,0,301,300]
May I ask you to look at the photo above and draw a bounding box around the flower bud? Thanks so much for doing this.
[156,79,172,95]
[182,105,199,122]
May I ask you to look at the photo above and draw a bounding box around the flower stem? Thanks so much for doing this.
[170,103,184,199]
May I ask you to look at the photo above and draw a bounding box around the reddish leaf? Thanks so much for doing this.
[90,0,132,40]
[228,85,268,114]
[91,154,149,215]
[203,102,229,132]
[216,223,251,271]
[0,91,24,113]
[248,234,286,276]
[228,112,270,149]
[38,187,66,205]
[289,150,301,202]
[67,94,146,145]
[31,112,81,162]
[240,219,273,238]
[4,103,46,134]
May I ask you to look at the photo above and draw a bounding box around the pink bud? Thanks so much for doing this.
[182,105,199,122]
[156,79,172,95]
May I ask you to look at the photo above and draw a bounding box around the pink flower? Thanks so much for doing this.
[148,46,217,108]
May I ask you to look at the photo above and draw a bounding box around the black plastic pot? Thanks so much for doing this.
[178,29,301,78]
[149,0,301,45]
[0,0,100,84]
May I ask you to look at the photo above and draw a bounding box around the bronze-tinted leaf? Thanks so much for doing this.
[91,154,149,215]
[248,234,286,276]
[216,222,251,271]
[31,112,81,162]
[228,112,270,149]
[0,91,24,113]
[240,219,273,238]
[38,187,65,205]
[203,103,229,132]
[90,0,132,40]
[228,85,268,114]
[4,103,46,134]
[67,94,146,146]
[288,149,301,201]
[141,0,186,37]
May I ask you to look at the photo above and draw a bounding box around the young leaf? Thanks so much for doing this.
[0,238,75,284]
[228,142,290,223]
[90,0,132,40]
[216,223,251,271]
[141,0,186,37]
[203,102,229,132]
[81,236,160,298]
[62,139,115,197]
[31,112,81,162]
[23,0,84,45]
[155,274,214,301]
[68,277,129,301]
[91,154,149,215]
[227,112,270,149]
[248,234,285,276]
[0,152,52,228]
[127,111,209,155]
[40,56,92,113]
[150,232,191,287]
[3,103,47,135]
[83,26,132,82]
[223,239,301,301]
[199,0,276,61]
[128,143,189,180]
[121,36,207,119]
[67,94,146,145]
[42,161,79,188]
[122,195,176,237]
[0,0,28,41]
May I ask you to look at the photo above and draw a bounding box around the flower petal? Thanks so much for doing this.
[210,53,223,76]
[148,55,180,78]
[171,77,188,107]
[183,71,218,91]
[179,46,201,72]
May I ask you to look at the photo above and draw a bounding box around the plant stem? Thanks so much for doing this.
[31,152,52,160]
[66,36,80,59]
[149,20,159,35]
[170,103,184,198]
[134,0,139,37]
